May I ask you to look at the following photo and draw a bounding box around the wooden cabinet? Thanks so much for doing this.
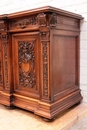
[0,6,83,120]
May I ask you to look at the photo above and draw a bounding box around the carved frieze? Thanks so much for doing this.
[10,12,57,30]
[10,17,38,29]
[18,41,36,87]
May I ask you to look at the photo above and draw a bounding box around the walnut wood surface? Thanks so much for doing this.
[0,6,83,120]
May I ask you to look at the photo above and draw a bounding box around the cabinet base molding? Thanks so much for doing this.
[12,90,82,119]
[0,91,13,106]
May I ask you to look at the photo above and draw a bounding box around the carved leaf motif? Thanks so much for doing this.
[11,17,38,29]
[18,41,36,87]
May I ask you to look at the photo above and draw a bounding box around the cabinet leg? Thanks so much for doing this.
[42,117,56,122]
[5,105,16,110]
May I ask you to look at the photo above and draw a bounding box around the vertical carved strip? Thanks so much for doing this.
[40,32,50,98]
[43,41,48,96]
[2,34,9,90]
[0,61,2,84]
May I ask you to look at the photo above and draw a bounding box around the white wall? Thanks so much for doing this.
[0,0,87,103]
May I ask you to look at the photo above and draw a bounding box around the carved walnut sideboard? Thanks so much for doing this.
[0,6,83,120]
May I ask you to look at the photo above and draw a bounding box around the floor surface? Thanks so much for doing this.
[0,102,87,130]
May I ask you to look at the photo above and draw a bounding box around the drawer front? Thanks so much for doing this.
[12,32,40,99]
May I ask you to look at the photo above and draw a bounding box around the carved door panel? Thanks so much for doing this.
[12,32,40,99]
[0,36,3,90]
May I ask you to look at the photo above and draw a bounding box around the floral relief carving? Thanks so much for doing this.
[11,17,38,29]
[18,41,36,87]
[10,12,57,29]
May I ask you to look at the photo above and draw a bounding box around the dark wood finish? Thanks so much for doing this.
[0,6,83,120]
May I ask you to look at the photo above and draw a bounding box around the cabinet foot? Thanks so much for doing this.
[5,105,16,110]
[42,117,56,122]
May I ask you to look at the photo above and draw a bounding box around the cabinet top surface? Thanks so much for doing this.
[0,6,83,20]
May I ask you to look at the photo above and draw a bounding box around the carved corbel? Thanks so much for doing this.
[37,12,57,27]
[48,13,57,27]
[37,13,47,27]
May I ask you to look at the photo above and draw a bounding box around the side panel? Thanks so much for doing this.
[50,30,80,101]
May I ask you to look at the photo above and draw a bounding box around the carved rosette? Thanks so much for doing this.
[1,34,9,89]
[18,41,36,88]
[40,32,50,97]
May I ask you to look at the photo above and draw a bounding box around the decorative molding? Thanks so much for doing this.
[10,17,38,29]
[18,41,36,87]
[40,31,50,97]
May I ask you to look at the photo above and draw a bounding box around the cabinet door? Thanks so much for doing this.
[12,32,40,99]
[0,37,3,90]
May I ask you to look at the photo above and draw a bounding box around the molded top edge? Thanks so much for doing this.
[0,6,83,20]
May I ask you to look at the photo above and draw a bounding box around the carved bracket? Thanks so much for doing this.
[37,13,57,27]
